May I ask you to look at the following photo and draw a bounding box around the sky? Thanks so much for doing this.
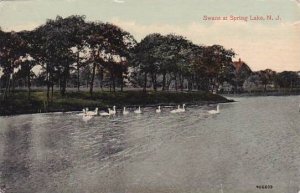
[0,0,300,72]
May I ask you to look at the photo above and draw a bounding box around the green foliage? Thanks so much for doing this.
[2,14,298,104]
[275,71,299,88]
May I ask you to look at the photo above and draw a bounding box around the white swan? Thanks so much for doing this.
[123,107,129,115]
[99,110,110,116]
[109,106,116,115]
[86,108,98,116]
[171,105,181,113]
[208,104,220,114]
[156,106,161,113]
[179,104,186,112]
[77,108,87,116]
[134,106,142,114]
[171,104,186,113]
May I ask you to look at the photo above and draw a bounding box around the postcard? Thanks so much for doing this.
[0,0,300,193]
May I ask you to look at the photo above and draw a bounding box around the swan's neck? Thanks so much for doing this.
[217,105,219,112]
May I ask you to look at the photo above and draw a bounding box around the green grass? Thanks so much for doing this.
[0,90,231,116]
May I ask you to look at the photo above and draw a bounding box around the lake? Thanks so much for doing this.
[0,96,299,193]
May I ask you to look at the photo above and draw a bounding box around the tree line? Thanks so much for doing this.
[0,15,299,102]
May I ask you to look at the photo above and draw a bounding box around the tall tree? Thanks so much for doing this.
[257,69,276,92]
[86,22,136,95]
[34,15,87,98]
[275,71,299,91]
[0,31,26,100]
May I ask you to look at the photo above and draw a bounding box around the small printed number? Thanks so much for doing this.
[256,185,273,189]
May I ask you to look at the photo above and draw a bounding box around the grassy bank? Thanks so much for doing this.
[0,90,232,116]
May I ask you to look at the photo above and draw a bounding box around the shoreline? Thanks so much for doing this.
[0,90,233,116]
[221,91,300,98]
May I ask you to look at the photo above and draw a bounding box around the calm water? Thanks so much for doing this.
[0,96,300,193]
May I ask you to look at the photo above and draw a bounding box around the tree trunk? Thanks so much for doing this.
[46,72,50,103]
[162,72,166,91]
[77,52,80,92]
[61,77,66,96]
[180,74,184,91]
[99,67,104,91]
[3,74,11,100]
[187,78,192,91]
[174,74,178,91]
[61,64,69,97]
[120,73,124,92]
[27,71,31,99]
[50,72,54,102]
[11,75,15,94]
[264,84,267,92]
[151,73,157,91]
[111,72,116,92]
[143,72,147,92]
[90,62,96,97]
[77,66,80,92]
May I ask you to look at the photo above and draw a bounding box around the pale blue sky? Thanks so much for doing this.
[0,0,300,71]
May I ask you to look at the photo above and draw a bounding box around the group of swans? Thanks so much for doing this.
[170,104,185,113]
[82,107,98,116]
[81,105,143,117]
[80,104,220,120]
[98,106,117,116]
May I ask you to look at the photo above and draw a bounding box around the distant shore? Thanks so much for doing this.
[0,90,233,116]
[221,90,300,97]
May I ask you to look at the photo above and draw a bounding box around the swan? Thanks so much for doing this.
[156,106,161,113]
[77,108,87,116]
[99,110,110,116]
[134,106,142,114]
[179,104,186,112]
[109,106,116,115]
[170,105,181,113]
[208,104,220,114]
[123,107,129,115]
[171,104,186,113]
[86,108,98,116]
